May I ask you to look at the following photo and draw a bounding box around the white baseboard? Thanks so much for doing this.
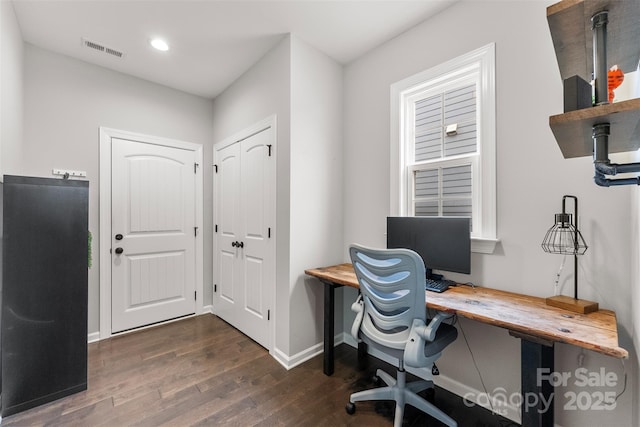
[87,332,100,343]
[272,332,346,370]
[272,345,321,370]
[202,304,213,314]
[436,372,520,423]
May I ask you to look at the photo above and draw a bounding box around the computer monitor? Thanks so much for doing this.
[387,216,471,280]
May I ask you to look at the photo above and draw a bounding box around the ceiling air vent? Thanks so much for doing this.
[81,38,124,59]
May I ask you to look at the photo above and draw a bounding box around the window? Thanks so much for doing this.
[390,43,497,253]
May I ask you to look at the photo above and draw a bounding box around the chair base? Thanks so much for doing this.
[348,368,457,427]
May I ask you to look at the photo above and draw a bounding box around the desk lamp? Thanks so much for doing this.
[541,195,598,314]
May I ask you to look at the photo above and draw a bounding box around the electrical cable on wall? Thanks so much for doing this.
[554,255,567,296]
[458,320,496,415]
[457,319,521,426]
[615,359,628,403]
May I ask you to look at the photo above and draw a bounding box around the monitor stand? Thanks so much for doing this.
[426,268,444,281]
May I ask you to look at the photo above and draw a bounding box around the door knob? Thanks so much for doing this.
[238,241,244,248]
[115,234,123,241]
[231,241,237,247]
[115,247,124,254]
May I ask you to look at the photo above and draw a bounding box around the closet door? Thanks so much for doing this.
[213,122,275,350]
[214,142,243,328]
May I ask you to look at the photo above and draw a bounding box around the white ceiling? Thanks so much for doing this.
[11,0,455,99]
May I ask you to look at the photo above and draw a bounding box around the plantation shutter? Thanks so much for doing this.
[412,84,476,220]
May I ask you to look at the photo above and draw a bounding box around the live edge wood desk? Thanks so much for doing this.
[305,263,628,427]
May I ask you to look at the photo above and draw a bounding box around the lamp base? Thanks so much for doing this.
[546,295,599,314]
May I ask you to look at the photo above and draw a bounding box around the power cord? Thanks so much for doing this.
[554,255,567,296]
[463,281,476,289]
[457,320,496,414]
[615,358,628,403]
[458,319,521,426]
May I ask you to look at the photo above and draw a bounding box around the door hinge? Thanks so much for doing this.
[215,224,218,233]
[194,291,197,300]
[214,164,218,173]
[267,309,270,321]
[194,226,198,237]
[268,227,271,238]
[214,284,217,293]
[267,144,272,157]
[194,163,200,174]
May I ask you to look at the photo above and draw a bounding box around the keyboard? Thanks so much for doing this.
[425,278,456,293]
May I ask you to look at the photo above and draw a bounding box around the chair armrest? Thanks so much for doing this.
[351,294,364,341]
[421,311,454,342]
[405,318,428,367]
[408,311,453,343]
[404,312,454,368]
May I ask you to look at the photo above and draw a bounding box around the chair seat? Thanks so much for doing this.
[360,321,458,361]
[425,322,457,357]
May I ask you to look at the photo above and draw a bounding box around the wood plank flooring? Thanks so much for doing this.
[2,315,516,427]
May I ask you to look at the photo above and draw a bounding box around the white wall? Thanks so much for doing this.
[211,36,293,355]
[211,34,343,364]
[22,44,214,334]
[290,36,344,356]
[0,0,24,176]
[343,1,635,425]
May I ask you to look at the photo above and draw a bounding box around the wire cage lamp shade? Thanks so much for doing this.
[541,213,588,255]
[540,195,597,314]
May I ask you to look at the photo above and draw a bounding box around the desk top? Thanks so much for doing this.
[305,263,628,359]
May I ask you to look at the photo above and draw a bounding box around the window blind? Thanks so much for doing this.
[414,85,477,162]
[414,164,472,218]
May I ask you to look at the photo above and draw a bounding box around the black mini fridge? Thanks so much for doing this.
[1,175,89,416]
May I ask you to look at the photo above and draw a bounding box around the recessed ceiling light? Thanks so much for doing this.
[150,38,169,52]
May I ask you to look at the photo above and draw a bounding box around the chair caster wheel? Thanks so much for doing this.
[345,402,356,415]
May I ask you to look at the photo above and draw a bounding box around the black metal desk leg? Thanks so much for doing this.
[323,281,336,376]
[521,338,554,427]
[357,340,368,371]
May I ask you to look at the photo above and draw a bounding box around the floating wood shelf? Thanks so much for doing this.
[547,0,640,159]
[550,98,640,158]
[547,0,640,81]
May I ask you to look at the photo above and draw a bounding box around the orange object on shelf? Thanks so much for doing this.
[608,65,624,102]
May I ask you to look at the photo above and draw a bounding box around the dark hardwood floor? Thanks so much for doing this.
[3,315,516,426]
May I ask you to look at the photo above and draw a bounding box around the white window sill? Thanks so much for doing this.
[472,237,499,254]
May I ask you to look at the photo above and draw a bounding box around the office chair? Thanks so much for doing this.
[346,244,458,427]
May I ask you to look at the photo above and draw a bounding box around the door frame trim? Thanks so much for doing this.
[99,127,204,340]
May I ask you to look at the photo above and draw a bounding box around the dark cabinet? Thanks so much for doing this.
[1,175,89,416]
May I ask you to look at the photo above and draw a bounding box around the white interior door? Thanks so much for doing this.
[111,138,197,333]
[215,142,242,327]
[213,122,275,349]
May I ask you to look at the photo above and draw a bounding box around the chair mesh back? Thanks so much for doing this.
[349,245,426,350]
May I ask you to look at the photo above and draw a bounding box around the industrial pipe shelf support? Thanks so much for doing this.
[593,123,640,186]
[589,11,640,186]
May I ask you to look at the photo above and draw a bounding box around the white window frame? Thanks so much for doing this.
[390,43,498,254]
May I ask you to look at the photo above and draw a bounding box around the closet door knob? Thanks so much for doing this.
[115,247,124,254]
